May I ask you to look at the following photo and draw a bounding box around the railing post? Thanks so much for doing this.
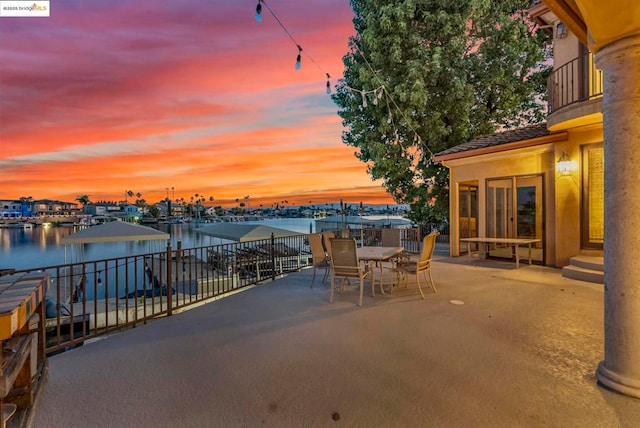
[271,233,276,281]
[166,244,173,316]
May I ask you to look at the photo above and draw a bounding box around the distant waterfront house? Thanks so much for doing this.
[84,204,110,216]
[0,200,32,218]
[84,202,124,216]
[110,204,141,222]
[31,199,80,216]
[433,2,604,271]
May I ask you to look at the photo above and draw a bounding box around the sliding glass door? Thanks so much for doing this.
[486,175,544,263]
[487,179,513,240]
[459,183,478,254]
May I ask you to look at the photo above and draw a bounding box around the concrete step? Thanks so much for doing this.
[570,255,604,271]
[562,264,604,284]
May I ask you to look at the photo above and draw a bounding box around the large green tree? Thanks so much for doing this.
[333,0,551,223]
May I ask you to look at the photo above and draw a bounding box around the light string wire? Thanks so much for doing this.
[352,43,435,159]
[257,0,332,91]
[256,1,434,162]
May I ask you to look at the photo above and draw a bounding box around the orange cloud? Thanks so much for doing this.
[0,1,395,208]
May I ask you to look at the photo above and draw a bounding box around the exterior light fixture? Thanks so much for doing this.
[557,151,572,175]
[255,1,262,22]
[556,22,568,38]
[326,73,331,94]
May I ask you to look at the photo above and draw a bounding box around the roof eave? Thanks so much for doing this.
[433,131,568,163]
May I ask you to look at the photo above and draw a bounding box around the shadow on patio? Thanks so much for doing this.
[30,252,640,427]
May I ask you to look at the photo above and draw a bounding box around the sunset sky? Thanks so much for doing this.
[0,0,395,208]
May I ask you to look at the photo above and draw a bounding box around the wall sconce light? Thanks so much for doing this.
[557,152,572,175]
[556,22,568,39]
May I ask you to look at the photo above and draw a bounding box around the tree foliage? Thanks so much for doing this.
[76,195,91,206]
[333,0,551,222]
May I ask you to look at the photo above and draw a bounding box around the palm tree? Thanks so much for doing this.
[75,195,90,215]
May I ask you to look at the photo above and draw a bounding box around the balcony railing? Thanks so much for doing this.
[547,52,604,114]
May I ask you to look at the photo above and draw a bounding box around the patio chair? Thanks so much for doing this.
[381,228,401,247]
[321,231,335,260]
[309,233,330,288]
[379,228,405,271]
[393,231,439,299]
[329,237,373,306]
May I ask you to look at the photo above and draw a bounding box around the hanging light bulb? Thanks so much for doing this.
[372,90,378,105]
[361,92,368,108]
[326,73,331,94]
[295,45,302,70]
[255,1,262,22]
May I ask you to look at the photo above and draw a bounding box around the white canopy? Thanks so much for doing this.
[60,221,170,244]
[194,223,303,242]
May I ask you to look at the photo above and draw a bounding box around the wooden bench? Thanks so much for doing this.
[459,237,541,268]
[0,272,48,425]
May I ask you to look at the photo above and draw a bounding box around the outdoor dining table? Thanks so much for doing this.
[459,237,541,268]
[357,246,405,295]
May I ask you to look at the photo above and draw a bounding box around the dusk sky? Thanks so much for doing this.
[0,0,395,207]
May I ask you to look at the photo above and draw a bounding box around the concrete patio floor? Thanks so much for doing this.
[30,253,640,427]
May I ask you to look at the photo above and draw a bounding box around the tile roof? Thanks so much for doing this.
[434,122,550,157]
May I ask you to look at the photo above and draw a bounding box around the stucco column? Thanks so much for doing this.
[595,35,640,398]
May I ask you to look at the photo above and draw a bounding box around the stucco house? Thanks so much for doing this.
[433,1,604,282]
[0,200,32,218]
[434,0,640,399]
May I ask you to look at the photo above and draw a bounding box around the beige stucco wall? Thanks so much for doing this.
[443,126,603,267]
[554,26,581,68]
[446,145,556,263]
[553,126,603,266]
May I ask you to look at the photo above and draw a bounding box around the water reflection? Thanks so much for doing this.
[0,219,315,271]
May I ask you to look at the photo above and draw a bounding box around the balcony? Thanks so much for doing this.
[547,53,604,131]
[26,254,640,426]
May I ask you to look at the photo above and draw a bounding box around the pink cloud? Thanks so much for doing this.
[0,0,393,207]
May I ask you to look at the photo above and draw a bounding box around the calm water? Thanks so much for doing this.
[0,218,317,271]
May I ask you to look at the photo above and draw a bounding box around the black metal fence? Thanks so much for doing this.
[14,222,450,355]
[13,234,310,355]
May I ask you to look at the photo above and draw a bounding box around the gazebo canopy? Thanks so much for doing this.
[194,223,303,242]
[60,221,170,245]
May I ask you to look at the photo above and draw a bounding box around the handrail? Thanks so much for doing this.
[547,52,604,114]
[14,223,446,355]
[13,234,311,355]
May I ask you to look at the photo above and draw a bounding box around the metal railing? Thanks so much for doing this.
[339,222,449,252]
[547,52,604,114]
[13,234,310,355]
[14,223,449,355]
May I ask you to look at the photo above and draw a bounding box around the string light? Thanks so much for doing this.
[344,85,385,109]
[295,45,302,70]
[343,82,431,157]
[253,0,331,94]
[350,44,435,158]
[255,0,262,22]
